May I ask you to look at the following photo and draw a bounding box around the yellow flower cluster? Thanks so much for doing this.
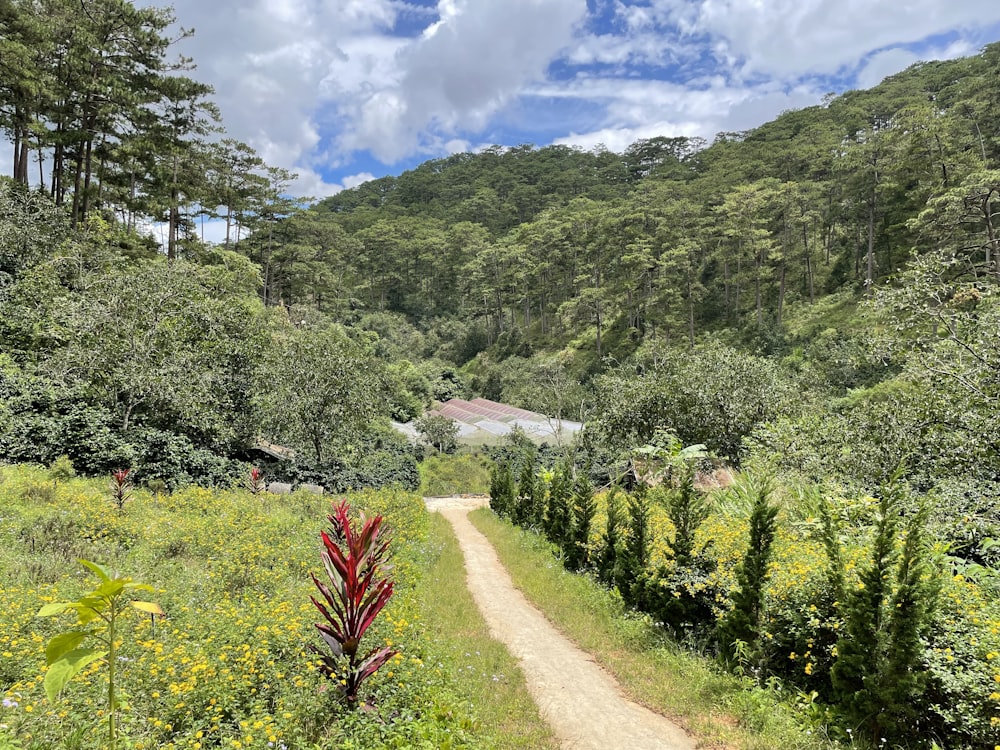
[0,465,434,748]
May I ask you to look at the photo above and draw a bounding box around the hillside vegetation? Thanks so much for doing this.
[3,2,1000,746]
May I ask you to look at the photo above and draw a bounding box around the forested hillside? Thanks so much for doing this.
[3,0,1000,505]
[4,2,1000,746]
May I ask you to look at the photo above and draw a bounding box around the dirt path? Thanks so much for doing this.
[425,497,696,750]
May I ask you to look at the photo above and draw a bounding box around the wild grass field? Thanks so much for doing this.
[0,464,549,749]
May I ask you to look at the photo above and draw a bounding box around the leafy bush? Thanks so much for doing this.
[593,342,793,464]
[270,439,420,493]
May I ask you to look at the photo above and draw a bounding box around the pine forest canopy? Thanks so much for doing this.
[0,0,302,259]
[1,0,1000,516]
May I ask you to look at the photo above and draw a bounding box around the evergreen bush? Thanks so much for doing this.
[716,478,779,668]
[829,477,940,743]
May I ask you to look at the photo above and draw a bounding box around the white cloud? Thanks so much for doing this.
[545,75,823,150]
[133,0,402,183]
[337,0,588,162]
[856,48,920,90]
[4,0,997,196]
[653,0,1000,79]
[555,120,703,153]
[340,172,377,190]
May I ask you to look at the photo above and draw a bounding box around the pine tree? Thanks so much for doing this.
[514,450,538,526]
[565,474,595,570]
[489,460,515,518]
[618,489,651,605]
[830,477,939,743]
[598,487,622,585]
[544,460,572,545]
[717,478,778,665]
[666,463,708,566]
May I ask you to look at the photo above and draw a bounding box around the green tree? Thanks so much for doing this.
[47,253,266,449]
[260,322,387,465]
[565,474,595,570]
[414,413,458,454]
[597,487,622,586]
[716,478,779,666]
[594,343,791,463]
[830,478,939,743]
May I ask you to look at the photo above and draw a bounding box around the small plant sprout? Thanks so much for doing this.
[110,469,132,511]
[36,559,163,750]
[309,499,398,706]
[246,466,265,494]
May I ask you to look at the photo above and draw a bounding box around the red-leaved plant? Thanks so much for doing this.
[310,499,397,705]
[110,469,132,512]
[246,466,265,494]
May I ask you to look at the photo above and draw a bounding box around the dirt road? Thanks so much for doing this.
[426,496,696,750]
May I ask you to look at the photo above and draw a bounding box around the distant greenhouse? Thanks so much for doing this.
[394,398,583,447]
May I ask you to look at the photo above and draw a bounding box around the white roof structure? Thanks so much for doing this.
[400,397,583,447]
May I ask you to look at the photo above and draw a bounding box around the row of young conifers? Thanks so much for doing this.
[489,450,998,749]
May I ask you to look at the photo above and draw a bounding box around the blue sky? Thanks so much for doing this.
[98,1,1000,199]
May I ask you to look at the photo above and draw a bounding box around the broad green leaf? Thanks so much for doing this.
[45,631,89,665]
[93,579,126,600]
[75,601,102,625]
[78,559,111,583]
[123,582,154,592]
[37,601,74,617]
[43,648,106,703]
[131,601,164,615]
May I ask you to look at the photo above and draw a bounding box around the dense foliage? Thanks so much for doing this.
[489,456,996,748]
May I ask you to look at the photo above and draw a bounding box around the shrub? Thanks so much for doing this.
[309,500,398,706]
[619,490,652,605]
[717,478,779,667]
[488,460,516,518]
[109,469,132,511]
[514,451,540,527]
[543,460,573,546]
[564,474,595,571]
[641,471,719,636]
[597,488,623,586]
[418,453,491,496]
[48,455,76,483]
[829,477,940,743]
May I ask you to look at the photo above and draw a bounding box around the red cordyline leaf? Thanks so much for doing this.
[310,499,397,703]
[112,469,130,483]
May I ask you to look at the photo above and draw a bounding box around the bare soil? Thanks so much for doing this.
[426,497,696,750]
